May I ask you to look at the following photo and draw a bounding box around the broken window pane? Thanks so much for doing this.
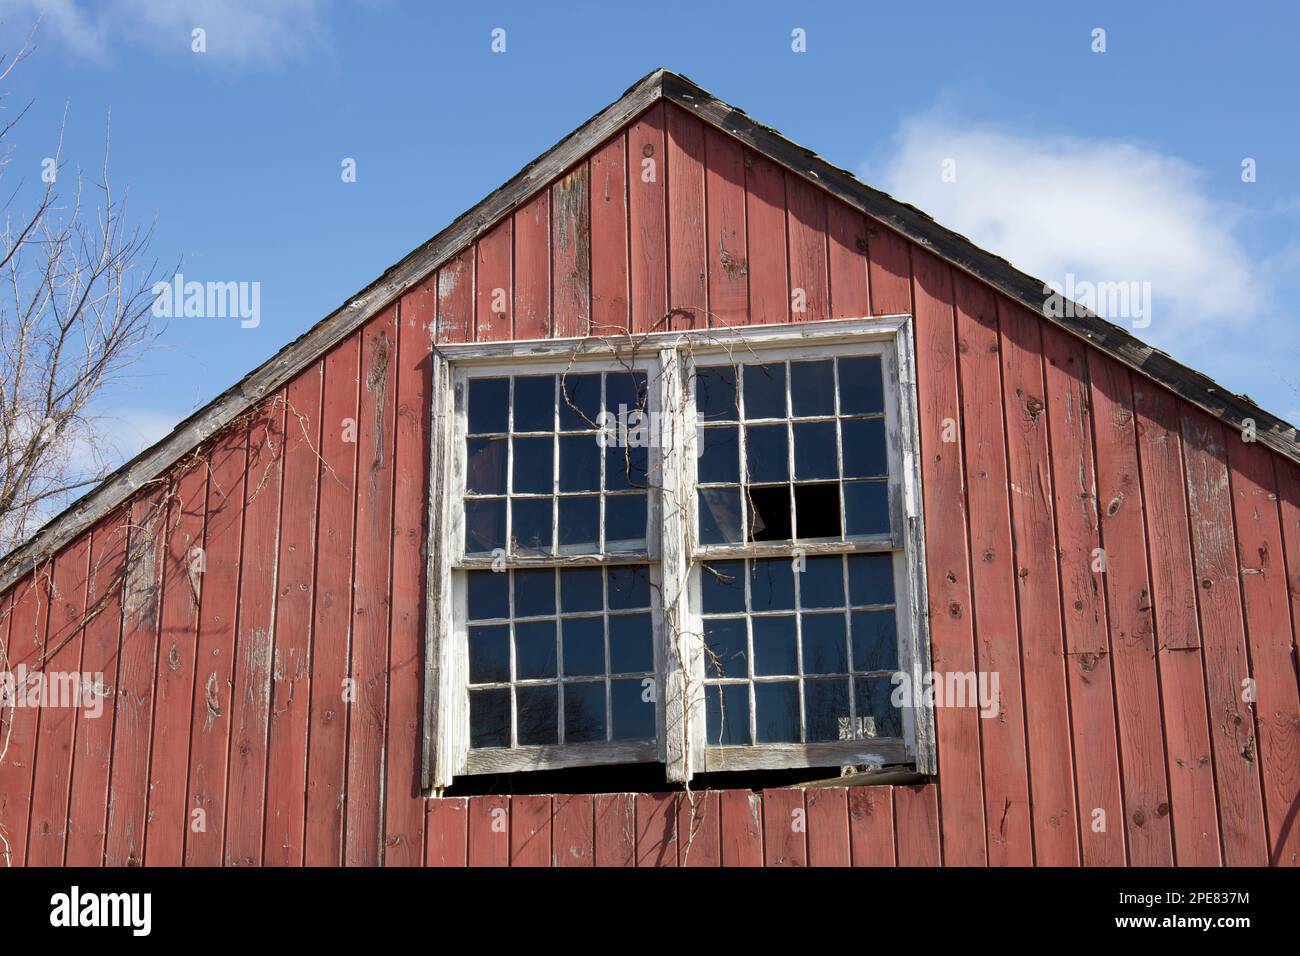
[706,684,751,746]
[517,686,559,746]
[792,483,841,539]
[698,487,743,544]
[564,682,606,743]
[790,360,836,417]
[747,485,792,541]
[512,375,555,433]
[467,377,509,435]
[743,363,786,419]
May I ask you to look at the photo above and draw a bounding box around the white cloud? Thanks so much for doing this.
[2,0,330,65]
[869,117,1261,345]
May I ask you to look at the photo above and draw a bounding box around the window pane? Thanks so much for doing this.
[607,565,651,610]
[744,424,788,483]
[847,552,895,606]
[703,617,748,679]
[517,686,559,745]
[564,682,606,743]
[754,682,799,743]
[752,616,797,676]
[464,499,506,554]
[700,560,745,614]
[851,610,898,672]
[838,356,884,414]
[799,555,845,608]
[841,418,887,479]
[512,437,553,494]
[854,675,902,738]
[605,370,648,419]
[706,684,750,746]
[515,620,558,679]
[511,497,553,555]
[561,617,605,677]
[747,485,792,541]
[792,422,837,481]
[604,494,647,552]
[560,568,603,612]
[698,488,743,544]
[801,613,848,674]
[513,568,556,618]
[512,375,555,433]
[743,363,786,419]
[558,434,600,492]
[467,378,509,435]
[843,480,890,536]
[559,373,601,430]
[467,570,508,621]
[609,613,653,674]
[469,688,510,748]
[610,679,655,740]
[805,678,850,742]
[557,495,600,552]
[468,625,510,684]
[790,360,835,417]
[793,483,841,539]
[698,425,739,484]
[466,438,507,494]
[604,443,648,491]
[695,366,737,422]
[749,559,795,612]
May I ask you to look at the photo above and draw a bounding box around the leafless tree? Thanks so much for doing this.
[0,27,162,556]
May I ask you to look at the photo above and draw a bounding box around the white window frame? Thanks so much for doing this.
[422,316,935,791]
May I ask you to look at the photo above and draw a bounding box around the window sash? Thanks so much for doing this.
[422,317,935,791]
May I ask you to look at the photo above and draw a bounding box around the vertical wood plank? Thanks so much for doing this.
[424,796,468,867]
[1042,325,1126,866]
[436,252,473,344]
[224,397,286,866]
[718,789,764,866]
[513,191,551,340]
[1181,410,1268,864]
[594,792,635,866]
[635,792,678,866]
[761,789,806,867]
[1272,457,1300,866]
[552,164,591,338]
[744,150,788,326]
[303,335,361,866]
[953,270,1031,865]
[848,786,896,866]
[475,220,512,342]
[345,309,398,866]
[105,487,166,867]
[785,173,829,324]
[0,572,44,866]
[997,298,1080,866]
[552,792,594,867]
[628,103,667,334]
[666,105,706,330]
[677,790,721,866]
[915,253,989,866]
[509,794,552,867]
[703,126,747,329]
[64,517,127,866]
[25,536,91,866]
[589,135,629,334]
[893,783,942,866]
[467,795,510,867]
[143,459,208,866]
[866,223,912,316]
[827,201,870,318]
[1228,437,1300,867]
[1088,353,1174,865]
[1132,383,1221,865]
[806,787,851,867]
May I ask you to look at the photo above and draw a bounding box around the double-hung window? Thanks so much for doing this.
[423,317,934,790]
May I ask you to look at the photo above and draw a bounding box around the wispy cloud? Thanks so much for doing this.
[2,0,331,66]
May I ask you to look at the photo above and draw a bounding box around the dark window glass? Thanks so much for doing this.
[700,560,745,614]
[514,620,558,680]
[855,675,902,738]
[695,366,737,422]
[749,559,795,612]
[752,616,797,676]
[793,421,837,481]
[561,617,605,677]
[467,378,509,435]
[512,376,555,433]
[802,613,848,675]
[607,565,651,610]
[838,356,884,414]
[560,568,603,613]
[464,499,506,554]
[558,434,600,492]
[851,610,898,672]
[744,424,788,483]
[698,426,740,484]
[703,617,748,679]
[564,682,606,743]
[609,613,653,674]
[805,679,850,742]
[843,480,890,536]
[513,569,556,618]
[605,443,648,491]
[841,418,888,479]
[560,373,601,431]
[790,360,835,417]
[799,555,845,608]
[468,625,510,684]
[557,495,600,552]
[511,497,552,555]
[605,370,648,419]
[743,363,786,419]
[466,438,507,494]
[848,553,895,606]
[754,682,800,743]
[706,684,750,746]
[469,688,510,748]
[511,437,553,494]
[467,570,508,621]
[604,494,647,551]
[698,488,743,544]
[517,686,559,745]
[610,679,655,740]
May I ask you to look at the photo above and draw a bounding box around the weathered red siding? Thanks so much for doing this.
[1,103,1297,867]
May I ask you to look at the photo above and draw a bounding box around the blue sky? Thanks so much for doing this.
[3,0,1298,465]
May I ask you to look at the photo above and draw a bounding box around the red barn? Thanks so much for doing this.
[1,70,1296,868]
